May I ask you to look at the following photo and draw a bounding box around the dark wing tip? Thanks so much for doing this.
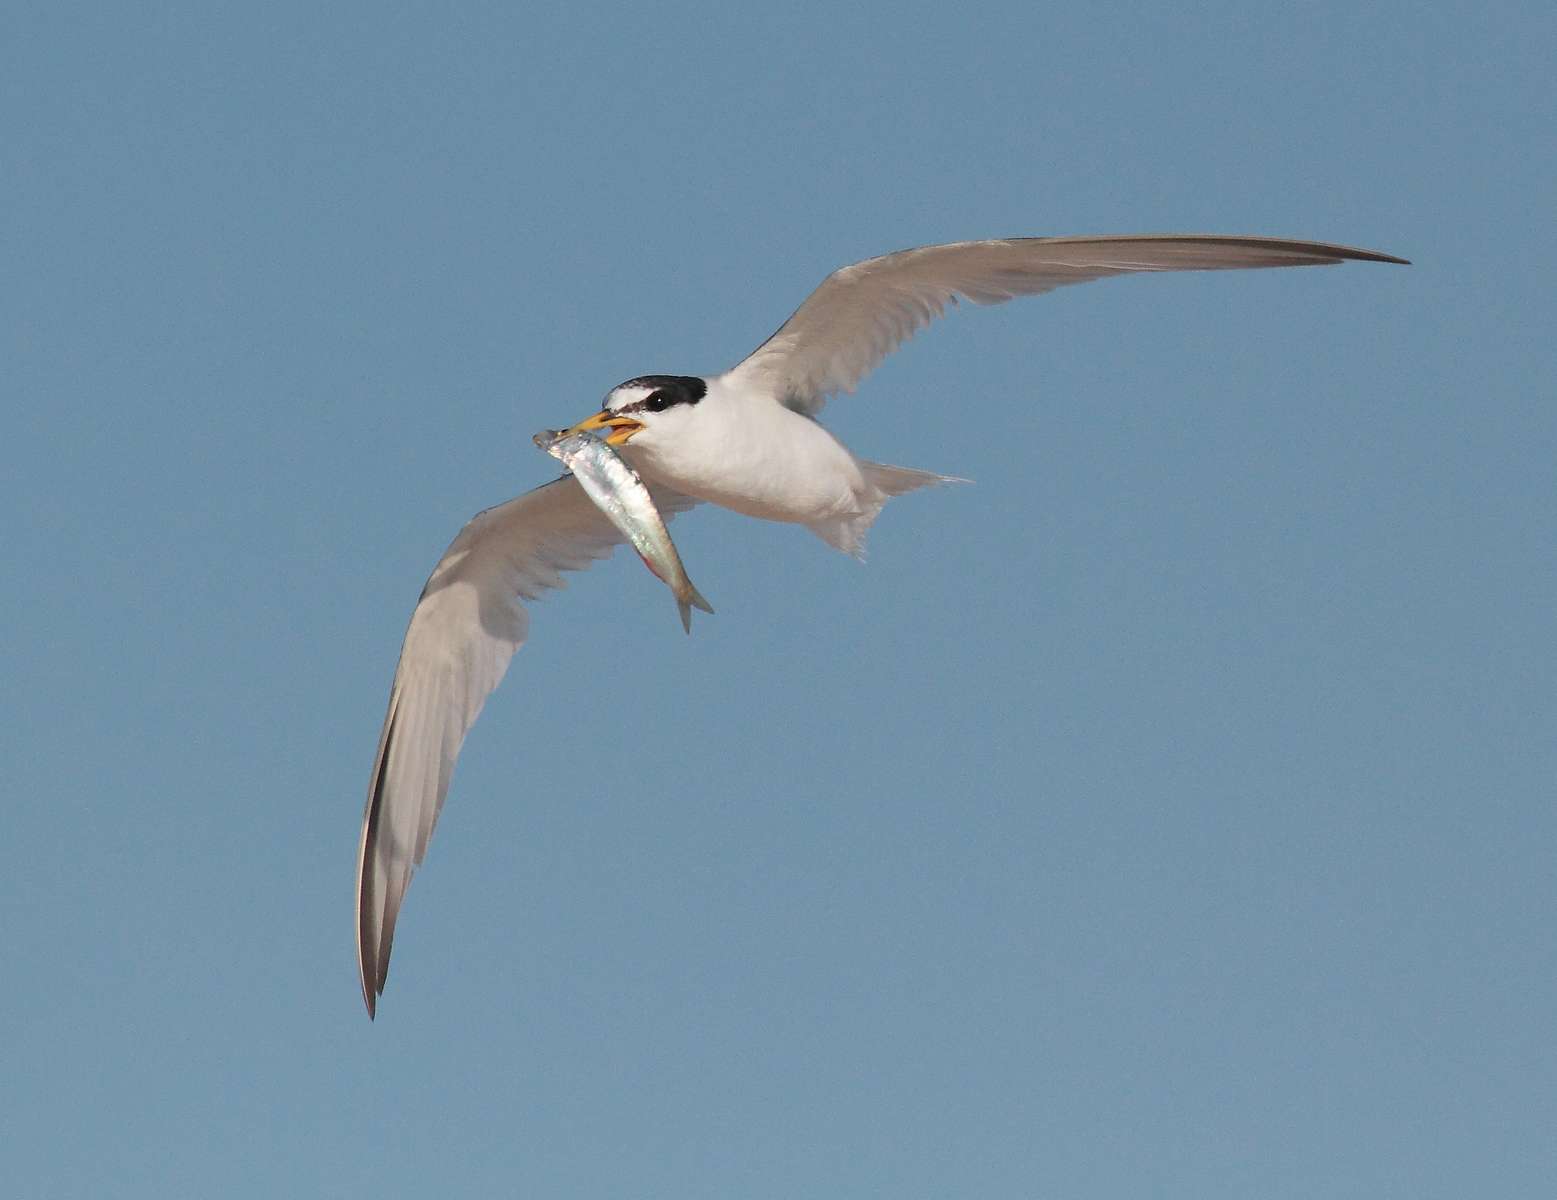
[1028,232,1410,266]
[1324,243,1410,266]
[356,696,399,1019]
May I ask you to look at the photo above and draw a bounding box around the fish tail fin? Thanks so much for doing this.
[676,580,714,634]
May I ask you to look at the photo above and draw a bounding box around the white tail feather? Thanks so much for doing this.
[806,461,967,558]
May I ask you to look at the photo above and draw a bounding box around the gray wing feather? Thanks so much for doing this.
[356,474,696,1016]
[723,234,1408,415]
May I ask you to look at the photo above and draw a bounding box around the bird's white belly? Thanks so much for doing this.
[627,405,868,526]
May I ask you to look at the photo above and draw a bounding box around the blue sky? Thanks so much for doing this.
[4,2,1553,1196]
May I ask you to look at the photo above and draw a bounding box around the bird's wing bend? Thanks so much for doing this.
[723,234,1408,416]
[356,474,697,1017]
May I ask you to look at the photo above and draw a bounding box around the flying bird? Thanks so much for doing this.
[356,233,1407,1016]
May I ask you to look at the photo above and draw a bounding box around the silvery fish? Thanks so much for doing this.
[533,429,714,633]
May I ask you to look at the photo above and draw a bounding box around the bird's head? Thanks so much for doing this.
[566,375,708,449]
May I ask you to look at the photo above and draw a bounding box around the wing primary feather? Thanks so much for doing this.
[356,689,400,1018]
[724,233,1408,415]
[354,475,698,1016]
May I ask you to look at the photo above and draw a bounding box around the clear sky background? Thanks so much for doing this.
[4,2,1552,1196]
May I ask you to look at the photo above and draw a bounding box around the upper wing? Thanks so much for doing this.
[722,234,1408,416]
[355,474,696,1017]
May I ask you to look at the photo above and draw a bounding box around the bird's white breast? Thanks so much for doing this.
[625,378,870,526]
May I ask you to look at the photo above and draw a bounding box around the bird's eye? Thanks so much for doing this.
[645,393,670,413]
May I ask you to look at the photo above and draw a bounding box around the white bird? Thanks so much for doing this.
[356,232,1407,1016]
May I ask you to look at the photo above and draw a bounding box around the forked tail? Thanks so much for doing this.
[863,460,966,497]
[807,460,968,558]
[675,579,715,634]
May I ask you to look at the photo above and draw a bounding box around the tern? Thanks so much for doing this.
[357,232,1407,1016]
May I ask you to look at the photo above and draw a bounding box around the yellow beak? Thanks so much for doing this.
[567,409,644,446]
